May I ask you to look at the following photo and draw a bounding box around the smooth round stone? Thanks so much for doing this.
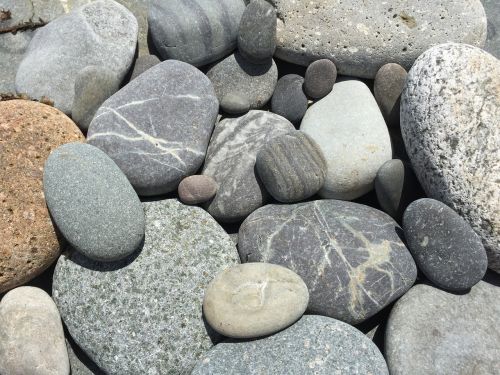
[403,199,488,291]
[192,315,389,374]
[271,74,308,125]
[238,0,276,64]
[303,59,337,99]
[129,54,161,81]
[256,132,326,203]
[374,63,407,128]
[0,287,69,375]
[0,100,84,293]
[43,143,145,261]
[178,175,217,205]
[220,93,250,114]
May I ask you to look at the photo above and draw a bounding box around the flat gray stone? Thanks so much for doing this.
[303,59,337,99]
[87,60,219,196]
[53,199,240,375]
[374,63,407,128]
[271,74,308,125]
[482,0,500,58]
[238,200,417,324]
[129,54,161,81]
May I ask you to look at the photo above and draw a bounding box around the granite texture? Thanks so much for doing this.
[482,0,500,58]
[129,54,161,81]
[178,175,218,205]
[374,63,407,128]
[303,59,337,99]
[271,74,308,125]
[66,339,104,375]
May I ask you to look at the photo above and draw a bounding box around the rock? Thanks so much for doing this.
[130,55,161,81]
[204,263,308,338]
[53,199,240,374]
[400,43,500,272]
[0,286,69,375]
[0,100,84,293]
[66,339,104,375]
[238,200,417,324]
[255,132,326,202]
[238,0,276,64]
[178,175,218,205]
[0,32,33,94]
[303,59,337,99]
[482,0,500,58]
[149,0,246,66]
[15,0,138,114]
[403,199,488,291]
[271,0,487,78]
[192,315,389,374]
[0,0,64,32]
[271,74,308,125]
[71,66,120,132]
[386,282,500,375]
[202,110,295,222]
[87,60,219,196]
[220,93,250,115]
[300,80,392,200]
[207,52,278,111]
[374,63,407,128]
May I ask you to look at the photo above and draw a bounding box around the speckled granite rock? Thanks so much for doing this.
[53,199,239,374]
[66,339,104,375]
[239,200,417,324]
[482,0,500,58]
[192,315,389,374]
[400,43,500,273]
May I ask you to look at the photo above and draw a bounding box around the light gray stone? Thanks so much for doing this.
[482,0,500,58]
[0,31,33,94]
[0,0,64,32]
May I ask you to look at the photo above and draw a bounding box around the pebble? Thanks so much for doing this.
[255,132,327,202]
[178,175,218,205]
[482,0,500,58]
[220,93,250,115]
[303,59,337,99]
[374,63,407,128]
[271,74,308,125]
[130,54,161,81]
[43,143,145,262]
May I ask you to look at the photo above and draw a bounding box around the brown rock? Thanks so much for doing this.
[0,100,84,293]
[178,175,217,205]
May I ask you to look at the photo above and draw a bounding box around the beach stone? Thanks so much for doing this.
[130,55,161,81]
[239,200,417,324]
[149,0,246,66]
[193,315,389,374]
[270,0,487,78]
[207,52,278,110]
[87,60,219,196]
[202,110,295,222]
[178,175,218,205]
[0,100,84,293]
[303,59,337,99]
[374,63,407,128]
[15,0,138,114]
[256,132,326,202]
[400,43,500,272]
[301,80,392,200]
[271,74,308,125]
[220,93,250,115]
[0,287,69,375]
[482,0,500,58]
[53,199,239,374]
[43,143,145,261]
[403,199,488,291]
[66,339,104,375]
[0,0,64,32]
[386,282,500,375]
[0,32,33,94]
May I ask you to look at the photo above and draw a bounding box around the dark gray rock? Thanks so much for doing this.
[239,200,417,324]
[403,198,488,291]
[220,93,250,115]
[129,54,161,81]
[374,63,407,128]
[256,132,326,202]
[0,0,64,32]
[482,0,500,58]
[303,59,337,99]
[87,60,219,196]
[271,74,308,125]
[192,315,389,375]
[178,175,218,205]
[43,143,145,261]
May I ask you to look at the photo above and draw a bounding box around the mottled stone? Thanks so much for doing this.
[374,63,407,128]
[400,43,500,272]
[87,60,219,196]
[178,175,218,205]
[303,59,337,99]
[130,55,161,81]
[482,0,500,58]
[53,199,240,374]
[220,93,250,115]
[0,0,64,32]
[271,74,308,125]
[239,200,417,324]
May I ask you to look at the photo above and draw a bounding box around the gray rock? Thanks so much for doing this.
[43,143,145,261]
[374,63,407,128]
[202,110,295,222]
[300,80,392,200]
[386,282,500,375]
[271,0,487,78]
[220,93,250,115]
[0,31,33,94]
[256,131,326,202]
[87,60,219,196]
[207,52,278,111]
[271,74,308,125]
[129,54,161,81]
[400,43,500,273]
[149,0,246,66]
[482,0,500,58]
[192,315,389,375]
[238,200,417,324]
[303,59,337,99]
[0,0,64,32]
[53,199,240,374]
[178,175,218,205]
[15,0,138,114]
[0,287,69,375]
[66,339,104,375]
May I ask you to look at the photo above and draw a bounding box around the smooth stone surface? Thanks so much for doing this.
[220,93,250,115]
[0,100,84,293]
[303,59,337,99]
[400,43,500,272]
[130,54,161,81]
[0,32,33,94]
[239,200,417,324]
[271,74,308,125]
[15,0,137,115]
[178,175,218,205]
[386,282,500,375]
[87,60,219,196]
[301,80,392,200]
[403,199,488,291]
[270,0,487,78]
[0,287,69,375]
[374,63,407,128]
[202,110,295,222]
[0,0,64,32]
[43,143,144,261]
[193,315,389,374]
[53,199,240,374]
[256,132,326,202]
[149,0,246,66]
[482,0,500,58]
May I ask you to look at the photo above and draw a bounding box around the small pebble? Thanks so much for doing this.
[271,74,308,125]
[303,59,337,99]
[130,54,161,81]
[374,63,407,128]
[178,175,217,205]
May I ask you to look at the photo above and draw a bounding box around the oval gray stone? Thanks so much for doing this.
[303,59,337,99]
[220,93,250,115]
[178,175,218,205]
[271,74,308,125]
[374,63,407,128]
